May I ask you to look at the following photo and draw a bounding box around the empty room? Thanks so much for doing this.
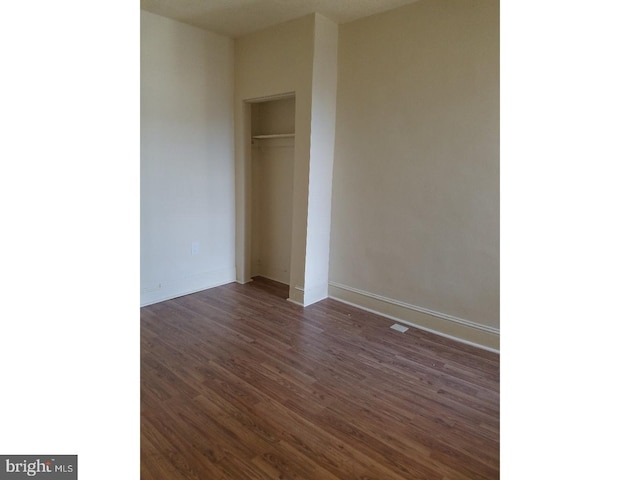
[140,0,499,478]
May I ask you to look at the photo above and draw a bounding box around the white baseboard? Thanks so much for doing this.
[328,282,499,353]
[287,285,305,305]
[283,283,328,307]
[286,297,305,307]
[140,267,236,307]
[301,283,328,306]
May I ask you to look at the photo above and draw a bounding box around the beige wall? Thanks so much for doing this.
[234,15,314,303]
[140,11,235,306]
[251,97,296,136]
[250,98,295,283]
[141,1,498,349]
[234,14,338,306]
[329,0,499,346]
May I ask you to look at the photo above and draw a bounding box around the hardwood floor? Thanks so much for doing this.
[141,277,499,479]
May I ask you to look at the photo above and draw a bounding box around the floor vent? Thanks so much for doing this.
[390,323,409,333]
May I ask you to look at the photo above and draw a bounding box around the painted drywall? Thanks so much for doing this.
[330,0,499,344]
[234,14,314,303]
[251,96,296,136]
[234,14,338,306]
[140,11,235,306]
[250,98,295,283]
[304,15,339,304]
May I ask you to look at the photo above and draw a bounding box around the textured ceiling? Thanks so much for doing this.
[140,0,422,37]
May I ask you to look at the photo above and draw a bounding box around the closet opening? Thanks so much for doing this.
[248,94,296,287]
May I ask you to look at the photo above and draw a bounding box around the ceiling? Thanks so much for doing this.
[140,0,422,38]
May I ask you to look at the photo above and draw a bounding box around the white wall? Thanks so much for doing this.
[329,0,500,349]
[140,11,235,306]
[304,15,339,304]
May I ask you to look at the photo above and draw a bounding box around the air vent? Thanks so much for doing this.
[390,323,409,333]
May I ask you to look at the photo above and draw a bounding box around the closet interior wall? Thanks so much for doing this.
[250,97,296,285]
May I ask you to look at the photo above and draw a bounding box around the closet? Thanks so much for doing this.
[250,96,295,285]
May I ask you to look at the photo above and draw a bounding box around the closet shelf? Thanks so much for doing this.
[251,133,295,139]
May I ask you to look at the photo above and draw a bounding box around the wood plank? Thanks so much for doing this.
[141,276,499,479]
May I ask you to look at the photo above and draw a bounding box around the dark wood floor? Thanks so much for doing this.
[141,277,499,479]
